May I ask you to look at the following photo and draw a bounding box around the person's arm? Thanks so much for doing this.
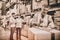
[48,16,55,29]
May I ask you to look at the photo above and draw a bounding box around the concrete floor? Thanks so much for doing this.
[0,27,28,40]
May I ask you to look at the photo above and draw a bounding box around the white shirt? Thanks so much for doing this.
[11,7,17,14]
[48,15,55,28]
[16,17,24,28]
[9,16,16,27]
[40,15,54,28]
[40,15,49,27]
[24,16,31,25]
[33,11,41,24]
[29,18,36,25]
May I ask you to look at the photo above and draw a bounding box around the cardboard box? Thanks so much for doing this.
[28,27,51,40]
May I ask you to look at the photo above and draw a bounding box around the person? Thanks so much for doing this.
[15,16,24,40]
[54,11,60,30]
[24,15,31,26]
[19,1,26,15]
[9,13,16,40]
[33,10,42,26]
[26,4,31,14]
[39,9,55,30]
[1,16,8,30]
[29,14,36,27]
[6,2,10,8]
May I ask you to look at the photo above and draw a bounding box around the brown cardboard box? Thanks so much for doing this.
[28,27,51,40]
